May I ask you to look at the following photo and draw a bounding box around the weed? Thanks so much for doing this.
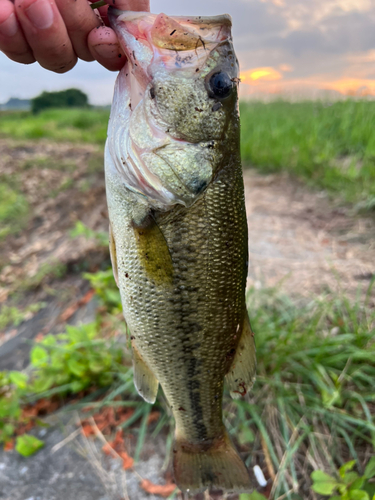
[240,494,268,500]
[21,157,49,170]
[15,434,44,457]
[311,458,375,499]
[0,182,29,240]
[69,220,108,248]
[17,261,67,291]
[224,283,375,499]
[28,322,124,394]
[49,177,74,197]
[84,268,122,313]
[0,302,46,330]
[75,267,375,497]
[21,157,79,172]
[87,152,104,173]
[0,321,127,447]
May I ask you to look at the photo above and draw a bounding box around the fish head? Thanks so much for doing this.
[106,9,240,210]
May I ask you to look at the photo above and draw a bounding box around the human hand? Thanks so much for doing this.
[0,0,150,72]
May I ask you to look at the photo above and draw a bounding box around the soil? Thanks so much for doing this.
[244,171,375,301]
[0,140,374,500]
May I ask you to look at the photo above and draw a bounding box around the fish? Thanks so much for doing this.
[105,7,256,494]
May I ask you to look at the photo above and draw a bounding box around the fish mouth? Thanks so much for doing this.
[108,9,232,88]
[108,9,232,51]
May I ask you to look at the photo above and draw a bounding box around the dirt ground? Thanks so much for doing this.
[244,171,375,301]
[0,139,374,500]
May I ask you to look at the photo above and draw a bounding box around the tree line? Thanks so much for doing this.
[31,88,89,114]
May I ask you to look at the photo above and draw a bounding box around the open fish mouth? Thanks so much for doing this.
[105,9,236,210]
[108,9,232,76]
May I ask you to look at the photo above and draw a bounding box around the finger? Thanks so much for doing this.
[14,0,77,73]
[88,26,125,71]
[89,0,150,71]
[96,4,109,26]
[0,0,35,63]
[55,0,101,61]
[97,0,150,26]
[103,0,150,11]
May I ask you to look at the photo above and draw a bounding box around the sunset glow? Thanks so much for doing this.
[324,79,375,96]
[240,67,283,84]
[239,76,375,99]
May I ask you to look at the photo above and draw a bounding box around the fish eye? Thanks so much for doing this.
[208,71,233,99]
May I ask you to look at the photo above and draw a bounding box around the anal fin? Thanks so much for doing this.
[226,311,256,399]
[132,343,159,404]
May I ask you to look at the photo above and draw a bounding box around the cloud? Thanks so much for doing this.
[260,0,373,30]
[346,49,375,64]
[279,64,293,72]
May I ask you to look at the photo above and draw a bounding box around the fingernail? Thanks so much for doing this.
[25,0,54,30]
[0,13,18,37]
[93,43,120,59]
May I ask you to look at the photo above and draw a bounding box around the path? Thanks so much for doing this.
[244,170,374,301]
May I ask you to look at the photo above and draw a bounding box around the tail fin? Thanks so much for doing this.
[173,431,252,494]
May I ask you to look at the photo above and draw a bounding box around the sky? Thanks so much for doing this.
[1,0,375,105]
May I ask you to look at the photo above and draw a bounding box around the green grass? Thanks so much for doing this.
[0,182,29,240]
[0,302,46,330]
[0,108,109,144]
[15,261,67,292]
[2,101,375,209]
[240,100,375,210]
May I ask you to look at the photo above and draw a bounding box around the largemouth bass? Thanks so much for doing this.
[105,8,256,494]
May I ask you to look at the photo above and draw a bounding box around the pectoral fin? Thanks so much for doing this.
[226,311,256,399]
[109,222,119,287]
[132,343,159,404]
[133,214,174,286]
